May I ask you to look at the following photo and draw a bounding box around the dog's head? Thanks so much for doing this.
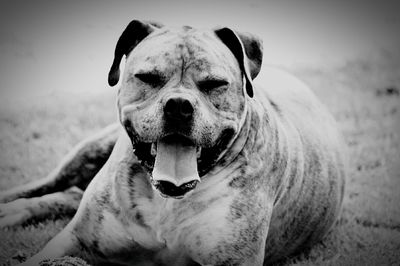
[109,20,263,199]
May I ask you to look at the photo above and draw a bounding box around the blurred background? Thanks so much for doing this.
[0,0,399,265]
[0,0,399,100]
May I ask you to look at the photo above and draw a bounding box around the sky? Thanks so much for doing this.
[0,0,399,99]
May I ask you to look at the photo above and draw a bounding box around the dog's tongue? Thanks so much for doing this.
[152,137,200,186]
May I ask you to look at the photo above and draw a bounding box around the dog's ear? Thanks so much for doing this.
[108,20,163,87]
[214,28,263,98]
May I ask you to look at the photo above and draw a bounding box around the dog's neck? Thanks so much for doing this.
[202,98,260,179]
[201,95,289,198]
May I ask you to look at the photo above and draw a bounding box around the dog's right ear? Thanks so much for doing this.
[108,20,163,87]
[214,27,263,98]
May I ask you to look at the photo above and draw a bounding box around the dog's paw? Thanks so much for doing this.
[0,199,32,228]
[0,190,14,203]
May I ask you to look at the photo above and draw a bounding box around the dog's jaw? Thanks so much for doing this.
[129,127,240,199]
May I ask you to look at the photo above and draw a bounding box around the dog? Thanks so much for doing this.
[0,20,346,266]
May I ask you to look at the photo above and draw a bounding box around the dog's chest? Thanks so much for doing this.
[140,191,233,262]
[97,173,236,264]
[151,197,213,244]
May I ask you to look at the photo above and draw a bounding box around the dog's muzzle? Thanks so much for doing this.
[150,96,200,199]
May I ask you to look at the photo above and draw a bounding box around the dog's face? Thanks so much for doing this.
[109,21,263,198]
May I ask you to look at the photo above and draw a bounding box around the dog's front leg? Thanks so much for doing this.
[186,196,272,266]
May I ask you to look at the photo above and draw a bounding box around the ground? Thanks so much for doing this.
[0,49,399,265]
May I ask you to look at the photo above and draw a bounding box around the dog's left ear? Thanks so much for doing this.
[108,20,164,86]
[214,28,263,98]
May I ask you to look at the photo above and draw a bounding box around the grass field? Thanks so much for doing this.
[0,49,399,265]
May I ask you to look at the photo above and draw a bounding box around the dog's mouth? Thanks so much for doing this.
[151,134,201,198]
[131,128,235,199]
[134,134,201,199]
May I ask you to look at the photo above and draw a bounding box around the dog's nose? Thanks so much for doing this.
[164,97,194,122]
[154,180,199,198]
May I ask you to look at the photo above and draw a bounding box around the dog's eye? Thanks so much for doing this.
[198,79,229,93]
[135,73,165,87]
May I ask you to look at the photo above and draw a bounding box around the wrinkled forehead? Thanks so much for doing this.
[126,27,239,77]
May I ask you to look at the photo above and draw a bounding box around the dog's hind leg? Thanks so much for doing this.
[0,123,121,203]
[0,186,83,228]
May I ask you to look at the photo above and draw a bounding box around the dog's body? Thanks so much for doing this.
[0,21,345,266]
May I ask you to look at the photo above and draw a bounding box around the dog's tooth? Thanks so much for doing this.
[196,147,202,158]
[151,143,157,157]
[160,193,169,198]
